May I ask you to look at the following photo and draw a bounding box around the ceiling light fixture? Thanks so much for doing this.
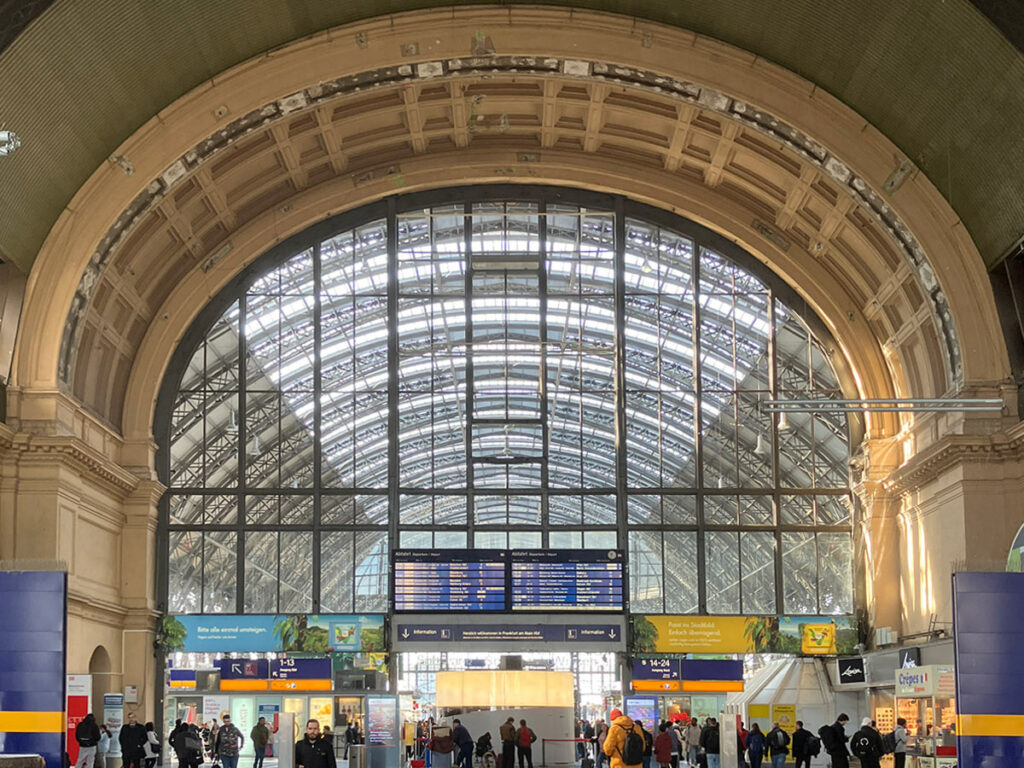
[0,130,21,156]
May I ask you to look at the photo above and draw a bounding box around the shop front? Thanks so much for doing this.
[161,614,389,767]
[894,665,957,767]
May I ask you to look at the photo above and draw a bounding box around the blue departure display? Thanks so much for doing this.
[393,550,508,611]
[510,550,624,612]
[393,549,625,612]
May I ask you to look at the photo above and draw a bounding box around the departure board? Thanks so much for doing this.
[510,550,624,611]
[393,550,508,612]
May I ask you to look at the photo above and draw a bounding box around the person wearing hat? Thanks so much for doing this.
[602,709,646,768]
[850,718,882,768]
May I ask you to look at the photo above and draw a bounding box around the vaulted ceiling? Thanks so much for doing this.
[0,0,1022,279]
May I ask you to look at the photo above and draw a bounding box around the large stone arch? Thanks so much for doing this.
[10,7,1009,455]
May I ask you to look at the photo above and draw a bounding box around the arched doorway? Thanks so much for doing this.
[89,645,113,718]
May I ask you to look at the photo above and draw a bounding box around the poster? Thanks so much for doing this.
[633,615,856,655]
[366,697,397,746]
[623,697,659,730]
[690,696,720,723]
[204,695,231,724]
[230,697,256,756]
[104,693,124,757]
[67,675,92,765]
[772,705,796,734]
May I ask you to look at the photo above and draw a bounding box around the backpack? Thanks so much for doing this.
[519,728,534,747]
[705,728,719,753]
[881,731,897,754]
[817,725,837,752]
[850,731,872,757]
[184,729,203,754]
[617,725,646,766]
[805,735,821,757]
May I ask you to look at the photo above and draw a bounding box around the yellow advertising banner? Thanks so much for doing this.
[633,615,857,655]
[636,616,758,653]
[772,704,797,733]
[800,624,836,654]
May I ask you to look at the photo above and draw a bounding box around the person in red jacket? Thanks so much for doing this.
[654,724,673,768]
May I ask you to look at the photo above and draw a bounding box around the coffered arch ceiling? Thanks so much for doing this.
[5,6,1011,441]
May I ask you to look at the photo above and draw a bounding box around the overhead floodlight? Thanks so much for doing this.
[0,130,21,156]
[754,434,770,456]
[776,412,792,431]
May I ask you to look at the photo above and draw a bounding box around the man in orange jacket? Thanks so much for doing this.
[602,710,647,768]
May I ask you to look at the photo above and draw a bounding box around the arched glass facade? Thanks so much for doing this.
[157,187,853,619]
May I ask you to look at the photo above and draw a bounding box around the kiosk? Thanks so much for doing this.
[894,665,957,767]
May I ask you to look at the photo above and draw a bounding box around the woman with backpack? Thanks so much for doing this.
[893,718,908,768]
[743,724,765,768]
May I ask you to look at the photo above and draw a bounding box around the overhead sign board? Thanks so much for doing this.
[269,658,332,691]
[396,623,621,643]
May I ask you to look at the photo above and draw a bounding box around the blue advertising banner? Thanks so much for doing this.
[169,614,385,653]
[0,571,67,768]
[953,572,1024,766]
[681,659,744,682]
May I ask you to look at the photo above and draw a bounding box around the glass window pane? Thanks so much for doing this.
[549,531,582,549]
[663,531,699,614]
[629,530,663,613]
[354,531,389,612]
[584,531,618,550]
[509,531,542,549]
[740,531,776,614]
[705,531,739,613]
[781,532,817,614]
[434,531,468,549]
[168,531,202,613]
[245,532,277,613]
[321,532,354,613]
[279,531,313,613]
[818,533,852,614]
[399,531,432,549]
[474,531,507,549]
[203,531,237,613]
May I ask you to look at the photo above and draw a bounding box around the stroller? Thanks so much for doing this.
[474,732,497,768]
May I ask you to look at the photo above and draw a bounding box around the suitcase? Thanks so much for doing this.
[581,759,595,768]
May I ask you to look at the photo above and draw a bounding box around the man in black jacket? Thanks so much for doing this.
[75,713,102,768]
[119,713,148,768]
[850,718,883,768]
[699,719,720,768]
[295,720,336,768]
[790,721,812,768]
[821,714,850,768]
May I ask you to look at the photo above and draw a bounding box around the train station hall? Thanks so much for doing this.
[1,2,1024,767]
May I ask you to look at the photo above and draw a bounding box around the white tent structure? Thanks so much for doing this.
[725,658,864,766]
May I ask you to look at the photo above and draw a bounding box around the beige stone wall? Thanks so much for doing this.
[0,398,162,720]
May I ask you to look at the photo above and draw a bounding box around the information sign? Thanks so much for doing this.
[510,550,624,611]
[394,550,508,611]
[269,658,332,690]
[632,658,681,681]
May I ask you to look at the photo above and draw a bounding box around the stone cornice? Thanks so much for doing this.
[883,426,1024,493]
[7,433,139,495]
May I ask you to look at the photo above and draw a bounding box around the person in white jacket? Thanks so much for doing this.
[97,725,111,768]
[143,723,162,768]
